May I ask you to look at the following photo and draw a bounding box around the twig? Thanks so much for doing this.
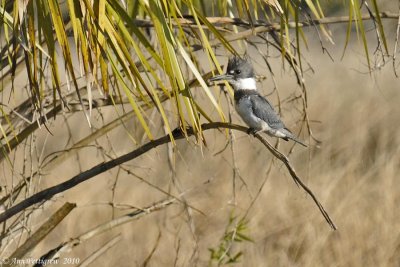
[142,231,162,267]
[76,234,122,267]
[243,159,274,219]
[0,122,336,230]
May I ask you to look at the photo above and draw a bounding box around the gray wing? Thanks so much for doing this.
[249,93,285,130]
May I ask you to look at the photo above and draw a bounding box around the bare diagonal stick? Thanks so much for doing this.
[254,135,337,230]
[7,202,76,261]
[0,122,336,230]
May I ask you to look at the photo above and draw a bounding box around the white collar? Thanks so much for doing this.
[235,78,257,90]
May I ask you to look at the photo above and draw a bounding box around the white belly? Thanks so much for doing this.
[235,100,272,132]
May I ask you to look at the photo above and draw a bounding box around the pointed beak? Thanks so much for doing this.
[209,73,234,83]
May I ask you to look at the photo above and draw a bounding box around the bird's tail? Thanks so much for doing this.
[287,135,307,147]
[281,129,307,147]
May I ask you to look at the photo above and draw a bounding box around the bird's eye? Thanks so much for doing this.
[235,70,241,74]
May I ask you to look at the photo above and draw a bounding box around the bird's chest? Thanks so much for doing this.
[234,96,250,116]
[235,97,263,129]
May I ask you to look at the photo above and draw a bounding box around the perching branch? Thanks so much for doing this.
[0,122,336,230]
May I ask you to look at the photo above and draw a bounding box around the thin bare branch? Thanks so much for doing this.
[142,231,162,267]
[77,234,122,267]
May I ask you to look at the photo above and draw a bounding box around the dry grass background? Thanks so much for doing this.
[3,12,400,267]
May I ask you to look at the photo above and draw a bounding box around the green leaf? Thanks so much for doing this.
[353,0,371,70]
[371,0,388,54]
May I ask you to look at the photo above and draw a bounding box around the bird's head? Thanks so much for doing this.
[209,56,256,91]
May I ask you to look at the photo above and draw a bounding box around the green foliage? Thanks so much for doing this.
[208,214,253,265]
[0,0,390,159]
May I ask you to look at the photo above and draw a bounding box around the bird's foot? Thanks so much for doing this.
[246,128,258,136]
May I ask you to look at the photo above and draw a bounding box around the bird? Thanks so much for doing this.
[209,56,307,147]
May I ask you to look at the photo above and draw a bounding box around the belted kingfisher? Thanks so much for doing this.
[210,56,307,147]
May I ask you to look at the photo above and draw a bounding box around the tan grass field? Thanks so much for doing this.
[2,16,400,267]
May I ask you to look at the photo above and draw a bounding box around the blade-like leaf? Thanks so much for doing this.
[371,0,388,54]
